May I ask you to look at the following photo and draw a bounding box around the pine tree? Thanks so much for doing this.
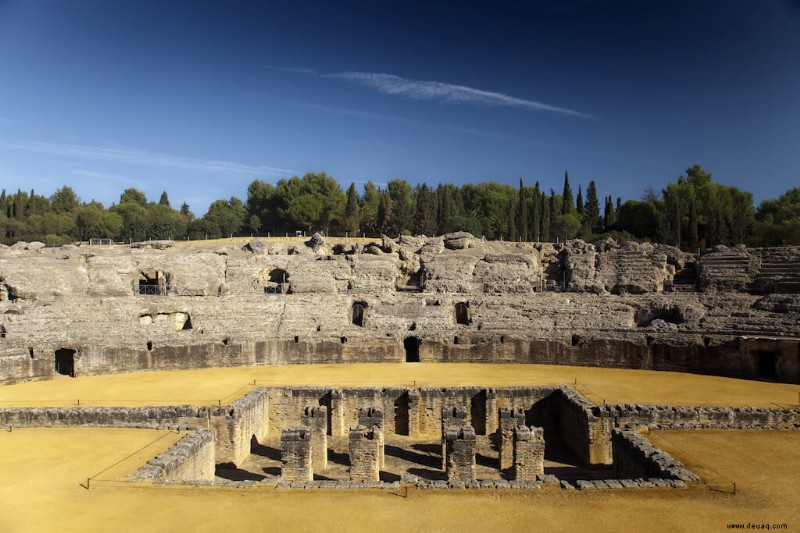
[518,178,528,241]
[159,191,170,207]
[576,186,584,218]
[584,180,601,232]
[180,202,191,217]
[562,171,573,215]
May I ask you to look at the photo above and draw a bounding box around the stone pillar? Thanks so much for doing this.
[281,427,312,482]
[330,389,345,437]
[441,406,468,469]
[499,407,525,470]
[445,425,476,483]
[358,407,385,468]
[485,388,498,435]
[514,426,545,480]
[301,406,328,471]
[349,425,380,482]
[408,390,421,437]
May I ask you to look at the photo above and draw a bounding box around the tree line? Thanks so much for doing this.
[2,164,798,248]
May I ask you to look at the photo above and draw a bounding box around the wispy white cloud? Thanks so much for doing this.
[70,169,146,188]
[19,142,296,176]
[323,71,589,118]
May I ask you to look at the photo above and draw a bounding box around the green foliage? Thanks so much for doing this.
[275,172,345,233]
[342,182,360,235]
[49,186,80,214]
[119,188,147,207]
[562,171,573,215]
[413,183,437,236]
[387,179,414,235]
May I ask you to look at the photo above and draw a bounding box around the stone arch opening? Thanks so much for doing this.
[54,348,76,377]
[352,301,367,327]
[404,336,420,363]
[262,269,289,294]
[138,271,169,296]
[455,302,470,325]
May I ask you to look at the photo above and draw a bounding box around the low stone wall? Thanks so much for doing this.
[129,429,216,483]
[211,388,269,467]
[602,404,800,430]
[611,429,699,483]
[0,405,208,429]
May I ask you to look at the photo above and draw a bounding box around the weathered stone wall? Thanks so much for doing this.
[281,426,313,481]
[499,407,525,470]
[129,429,216,483]
[445,425,476,483]
[554,388,613,466]
[0,405,208,429]
[513,425,545,480]
[349,425,381,482]
[2,237,799,384]
[302,406,328,471]
[602,404,800,431]
[611,429,699,482]
[210,388,269,467]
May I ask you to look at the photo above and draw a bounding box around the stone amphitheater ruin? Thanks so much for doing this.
[0,233,799,529]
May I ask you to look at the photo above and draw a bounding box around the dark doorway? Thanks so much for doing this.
[54,348,76,377]
[404,336,420,362]
[471,390,487,435]
[455,302,470,325]
[757,351,777,379]
[394,392,410,435]
[265,269,289,294]
[352,301,367,327]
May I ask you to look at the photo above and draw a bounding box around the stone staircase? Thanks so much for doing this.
[753,249,800,294]
[697,251,756,291]
[670,260,697,292]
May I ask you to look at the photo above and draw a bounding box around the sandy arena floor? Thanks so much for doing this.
[1,363,798,532]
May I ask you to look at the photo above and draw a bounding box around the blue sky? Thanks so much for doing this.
[1,0,798,215]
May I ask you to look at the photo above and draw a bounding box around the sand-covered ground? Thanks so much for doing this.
[1,363,798,408]
[1,363,798,532]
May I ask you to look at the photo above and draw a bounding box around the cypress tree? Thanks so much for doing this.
[585,180,600,232]
[508,198,518,241]
[541,193,550,242]
[576,185,584,218]
[562,171,573,215]
[413,183,437,236]
[688,198,698,249]
[0,189,6,216]
[518,178,528,241]
[159,191,171,207]
[549,189,558,240]
[344,182,360,234]
[531,182,541,241]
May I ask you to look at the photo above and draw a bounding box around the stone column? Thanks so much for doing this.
[499,407,525,470]
[358,407,385,468]
[441,406,468,469]
[281,426,312,482]
[349,425,380,482]
[445,425,476,483]
[485,388,498,435]
[330,389,345,437]
[301,406,328,471]
[514,425,545,480]
[408,390,421,437]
